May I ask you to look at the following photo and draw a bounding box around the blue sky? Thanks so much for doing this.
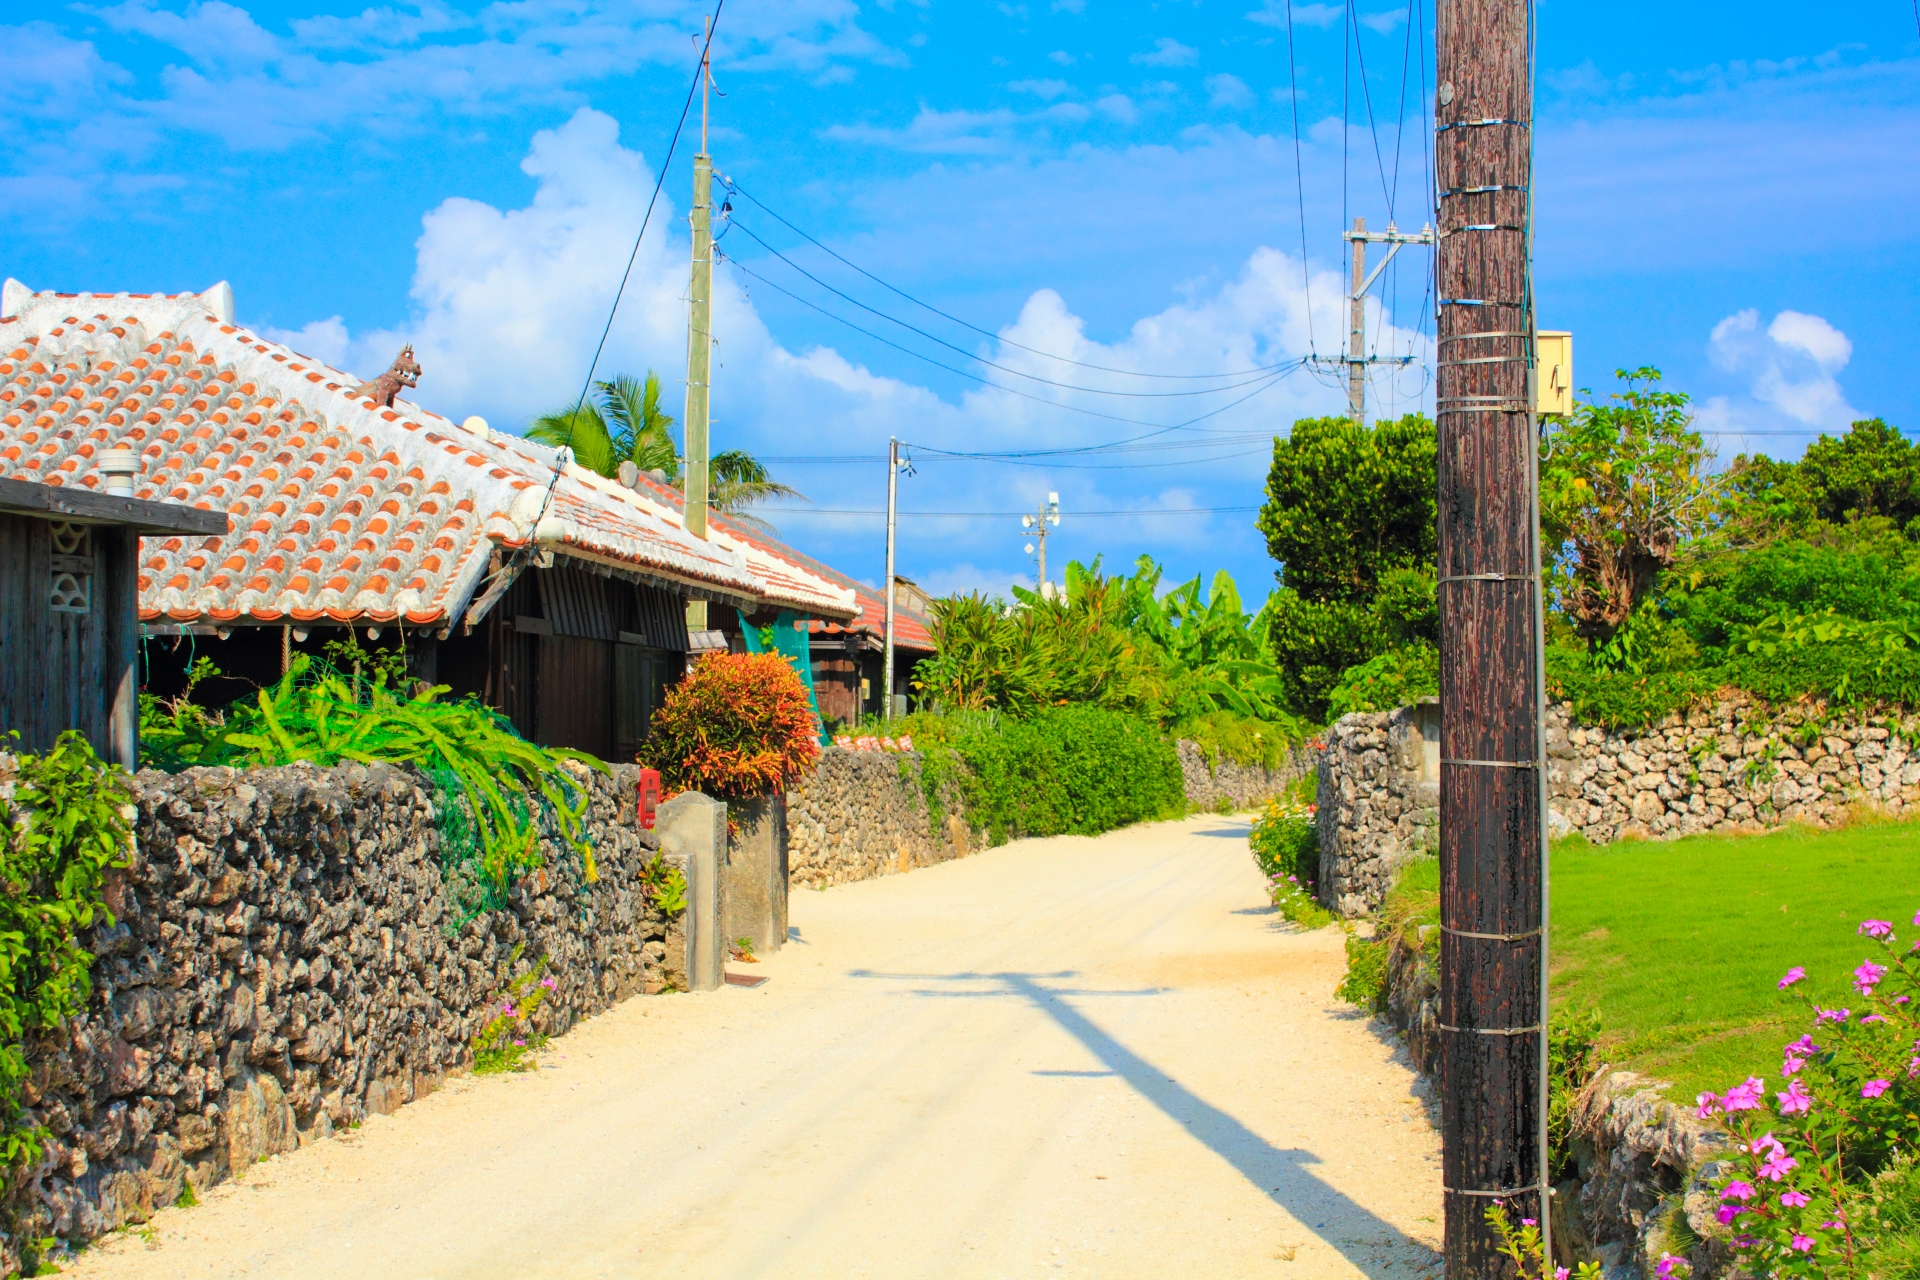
[6,1,1919,603]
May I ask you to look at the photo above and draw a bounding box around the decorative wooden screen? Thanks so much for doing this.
[49,522,92,614]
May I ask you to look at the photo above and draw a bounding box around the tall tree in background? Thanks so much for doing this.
[1257,414,1438,718]
[1539,368,1712,647]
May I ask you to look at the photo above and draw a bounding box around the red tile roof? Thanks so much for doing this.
[0,285,856,626]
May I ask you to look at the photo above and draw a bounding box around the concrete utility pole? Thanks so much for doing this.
[1349,216,1367,421]
[1434,1,1548,1276]
[1022,493,1060,597]
[883,437,899,723]
[684,16,716,628]
[1334,218,1437,425]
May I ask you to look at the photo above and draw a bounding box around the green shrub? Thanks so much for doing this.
[0,733,132,1185]
[894,707,1183,844]
[1335,930,1389,1011]
[1173,709,1302,771]
[1325,642,1439,718]
[1548,1007,1603,1181]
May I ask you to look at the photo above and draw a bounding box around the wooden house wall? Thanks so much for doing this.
[1,514,139,767]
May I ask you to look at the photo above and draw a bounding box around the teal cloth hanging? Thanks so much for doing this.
[742,610,829,745]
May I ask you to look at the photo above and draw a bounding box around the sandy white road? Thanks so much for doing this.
[68,814,1440,1280]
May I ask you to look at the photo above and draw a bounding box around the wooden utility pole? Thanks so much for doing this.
[684,17,716,625]
[1348,216,1367,422]
[1434,1,1548,1275]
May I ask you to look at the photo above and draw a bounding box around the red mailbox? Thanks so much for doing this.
[637,768,662,830]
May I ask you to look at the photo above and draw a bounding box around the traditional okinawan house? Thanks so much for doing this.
[610,471,937,729]
[0,281,857,761]
[802,576,936,728]
[0,471,229,767]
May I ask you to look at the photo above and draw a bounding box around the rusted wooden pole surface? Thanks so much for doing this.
[1434,0,1546,1275]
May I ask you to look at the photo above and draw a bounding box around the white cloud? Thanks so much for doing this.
[1094,93,1137,124]
[1048,49,1076,65]
[1357,8,1406,34]
[1205,73,1252,108]
[1009,77,1073,100]
[1698,307,1862,438]
[1052,0,1087,12]
[1247,1,1340,29]
[251,111,1406,577]
[1131,38,1198,67]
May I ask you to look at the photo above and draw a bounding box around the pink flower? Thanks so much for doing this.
[1791,1235,1815,1253]
[1696,1091,1720,1119]
[1556,1269,1570,1280]
[1854,961,1888,995]
[1723,1077,1767,1112]
[1722,1181,1756,1202]
[1521,1218,1536,1228]
[1655,1257,1687,1280]
[1715,1206,1743,1226]
[1777,1079,1814,1115]
[1786,1034,1820,1056]
[1862,1079,1891,1098]
[512,1038,526,1047]
[1759,1148,1800,1182]
[1860,919,1895,939]
[539,976,557,990]
[1816,1007,1852,1024]
[1913,909,1920,927]
[1779,966,1807,989]
[1781,1055,1806,1077]
[1781,1190,1811,1208]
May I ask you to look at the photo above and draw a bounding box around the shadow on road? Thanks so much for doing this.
[849,967,1440,1277]
[1186,822,1254,840]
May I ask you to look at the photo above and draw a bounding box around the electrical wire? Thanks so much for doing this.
[728,220,1284,399]
[1284,0,1319,356]
[721,254,1307,440]
[570,2,724,421]
[724,178,1288,381]
[1349,0,1397,217]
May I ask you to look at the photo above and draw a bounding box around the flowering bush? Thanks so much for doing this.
[1249,797,1318,886]
[1695,907,1920,1277]
[1267,872,1333,928]
[472,948,558,1074]
[834,734,914,753]
[1486,1202,1603,1280]
[642,652,821,800]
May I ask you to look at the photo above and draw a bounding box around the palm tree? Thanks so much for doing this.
[710,450,805,532]
[528,372,680,482]
[529,371,805,529]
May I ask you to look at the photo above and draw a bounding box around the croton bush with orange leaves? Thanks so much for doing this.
[642,652,820,799]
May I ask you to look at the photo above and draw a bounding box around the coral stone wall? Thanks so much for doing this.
[1315,709,1439,918]
[1175,741,1315,813]
[4,759,679,1260]
[784,748,972,888]
[1320,695,1920,916]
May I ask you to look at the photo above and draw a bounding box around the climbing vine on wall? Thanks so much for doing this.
[0,732,133,1173]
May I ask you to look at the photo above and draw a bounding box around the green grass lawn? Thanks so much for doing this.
[1551,819,1920,1102]
[1367,820,1920,1103]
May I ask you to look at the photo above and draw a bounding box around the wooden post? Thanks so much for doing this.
[1434,1,1547,1275]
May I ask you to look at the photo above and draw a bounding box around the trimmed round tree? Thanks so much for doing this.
[643,652,819,799]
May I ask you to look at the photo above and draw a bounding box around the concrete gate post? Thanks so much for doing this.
[657,791,727,992]
[725,792,789,957]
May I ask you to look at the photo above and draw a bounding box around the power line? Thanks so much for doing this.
[728,220,1284,400]
[722,254,1306,438]
[1284,0,1319,356]
[572,2,725,419]
[724,179,1289,381]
